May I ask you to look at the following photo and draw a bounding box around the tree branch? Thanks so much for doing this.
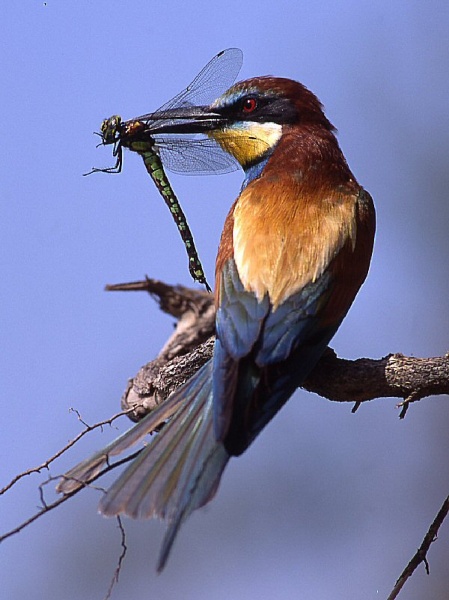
[0,409,130,497]
[108,278,449,420]
[386,495,449,600]
[109,278,449,599]
[2,276,448,600]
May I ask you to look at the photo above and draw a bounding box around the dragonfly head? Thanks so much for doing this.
[100,115,122,145]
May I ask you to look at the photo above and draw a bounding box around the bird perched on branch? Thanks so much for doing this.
[58,67,375,571]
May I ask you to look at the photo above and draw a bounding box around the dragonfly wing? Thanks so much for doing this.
[136,48,243,123]
[155,136,241,175]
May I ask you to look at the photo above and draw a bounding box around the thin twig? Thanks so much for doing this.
[0,450,141,543]
[104,516,128,600]
[0,409,130,496]
[386,495,449,600]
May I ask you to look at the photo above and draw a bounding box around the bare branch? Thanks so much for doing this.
[106,278,214,361]
[386,495,449,600]
[104,516,128,600]
[112,278,449,419]
[0,451,140,543]
[2,276,448,600]
[111,277,449,600]
[303,350,449,413]
[0,479,77,542]
[0,409,130,496]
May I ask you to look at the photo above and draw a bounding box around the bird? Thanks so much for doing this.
[58,73,376,571]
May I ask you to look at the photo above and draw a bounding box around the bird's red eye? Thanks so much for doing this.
[242,97,258,113]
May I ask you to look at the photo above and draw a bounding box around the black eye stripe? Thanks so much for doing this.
[217,94,297,124]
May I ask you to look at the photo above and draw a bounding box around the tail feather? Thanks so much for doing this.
[100,378,208,519]
[157,415,229,571]
[97,360,230,568]
[56,391,184,495]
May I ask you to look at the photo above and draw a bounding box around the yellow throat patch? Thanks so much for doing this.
[209,122,282,167]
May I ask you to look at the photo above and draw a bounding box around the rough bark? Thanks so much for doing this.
[105,278,449,421]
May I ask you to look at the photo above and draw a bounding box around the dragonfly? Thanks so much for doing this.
[87,48,244,292]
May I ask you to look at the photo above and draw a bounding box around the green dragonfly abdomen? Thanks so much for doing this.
[86,49,244,292]
[140,146,211,291]
[89,117,211,291]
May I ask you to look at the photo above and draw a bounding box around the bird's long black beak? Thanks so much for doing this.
[143,105,226,135]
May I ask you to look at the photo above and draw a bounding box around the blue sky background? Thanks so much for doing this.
[1,2,449,599]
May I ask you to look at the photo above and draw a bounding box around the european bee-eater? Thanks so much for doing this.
[58,71,375,571]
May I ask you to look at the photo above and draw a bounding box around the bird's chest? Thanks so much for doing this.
[232,176,356,309]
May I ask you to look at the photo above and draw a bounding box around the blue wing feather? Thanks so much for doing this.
[213,258,338,450]
[256,271,332,365]
[216,259,269,358]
